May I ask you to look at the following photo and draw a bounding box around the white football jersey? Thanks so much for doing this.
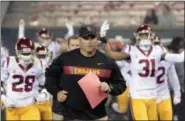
[124,45,164,99]
[1,56,45,107]
[38,58,50,69]
[1,47,9,59]
[47,41,61,61]
[116,60,131,86]
[156,61,180,103]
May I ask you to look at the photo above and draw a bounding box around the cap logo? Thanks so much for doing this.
[87,27,91,31]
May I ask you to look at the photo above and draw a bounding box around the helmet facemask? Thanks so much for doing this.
[36,48,51,66]
[16,48,35,67]
[37,28,52,47]
[135,31,155,52]
[38,35,51,47]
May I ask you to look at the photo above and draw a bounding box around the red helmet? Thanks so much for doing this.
[37,28,52,47]
[36,45,52,66]
[134,25,155,51]
[36,46,49,59]
[134,25,155,40]
[16,37,35,65]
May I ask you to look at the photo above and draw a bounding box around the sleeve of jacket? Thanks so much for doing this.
[108,60,127,96]
[45,54,63,99]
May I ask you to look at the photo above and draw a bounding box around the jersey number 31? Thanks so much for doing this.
[139,59,155,77]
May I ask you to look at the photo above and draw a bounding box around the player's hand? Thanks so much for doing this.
[1,95,15,108]
[100,82,111,93]
[57,90,68,103]
[19,19,25,27]
[35,89,50,104]
[173,96,181,105]
[100,20,110,38]
[65,22,73,30]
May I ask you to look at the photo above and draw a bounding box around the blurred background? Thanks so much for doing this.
[1,1,184,55]
[1,1,184,120]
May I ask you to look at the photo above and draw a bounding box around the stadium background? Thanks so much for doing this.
[1,1,184,120]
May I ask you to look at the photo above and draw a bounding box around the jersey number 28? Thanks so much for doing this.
[12,75,35,92]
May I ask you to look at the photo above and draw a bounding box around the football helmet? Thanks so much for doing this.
[36,46,51,66]
[134,25,155,51]
[37,28,52,47]
[15,37,35,66]
[36,46,49,59]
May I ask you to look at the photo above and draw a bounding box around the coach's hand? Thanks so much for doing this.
[57,90,68,103]
[100,82,111,93]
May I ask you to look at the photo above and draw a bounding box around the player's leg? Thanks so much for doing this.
[146,98,158,120]
[6,108,20,120]
[157,98,172,120]
[130,98,148,120]
[20,104,40,120]
[37,99,52,120]
[117,87,130,113]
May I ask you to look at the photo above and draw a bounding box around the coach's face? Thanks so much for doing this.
[80,34,98,53]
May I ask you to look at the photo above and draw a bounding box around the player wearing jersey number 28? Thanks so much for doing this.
[0,38,50,120]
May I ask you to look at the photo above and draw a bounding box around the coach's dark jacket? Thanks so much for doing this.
[45,49,126,119]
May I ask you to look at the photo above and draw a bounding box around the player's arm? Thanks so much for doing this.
[35,72,50,103]
[18,19,25,39]
[121,67,131,87]
[100,20,130,60]
[1,57,15,108]
[45,54,63,99]
[107,60,127,96]
[1,57,9,82]
[64,22,74,39]
[104,43,130,60]
[168,65,181,104]
[162,50,184,63]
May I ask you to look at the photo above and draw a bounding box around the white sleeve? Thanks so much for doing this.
[65,23,74,39]
[120,65,131,86]
[18,20,25,39]
[55,42,61,55]
[1,58,9,82]
[3,48,9,57]
[116,61,125,68]
[165,51,184,63]
[67,27,74,37]
[37,72,45,86]
[122,45,131,54]
[168,65,181,97]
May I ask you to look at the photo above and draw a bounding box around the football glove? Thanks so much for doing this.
[35,88,50,104]
[1,95,15,108]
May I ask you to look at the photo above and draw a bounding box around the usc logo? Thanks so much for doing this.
[74,67,100,75]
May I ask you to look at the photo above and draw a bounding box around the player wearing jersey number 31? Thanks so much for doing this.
[0,38,50,120]
[103,22,184,120]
